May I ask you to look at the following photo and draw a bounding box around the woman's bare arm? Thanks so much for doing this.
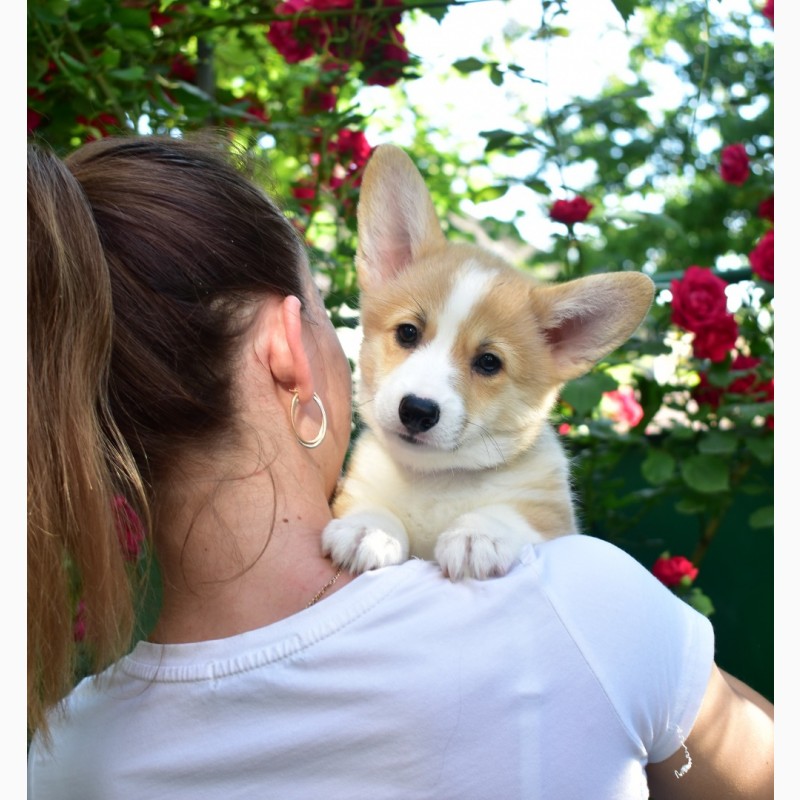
[646,664,774,799]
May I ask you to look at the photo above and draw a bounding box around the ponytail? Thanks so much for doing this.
[27,145,142,741]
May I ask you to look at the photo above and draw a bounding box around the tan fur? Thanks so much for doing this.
[322,145,655,580]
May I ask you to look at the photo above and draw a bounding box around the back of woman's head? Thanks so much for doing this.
[64,134,307,481]
[27,133,308,739]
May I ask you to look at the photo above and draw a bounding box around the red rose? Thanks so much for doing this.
[292,181,317,213]
[302,86,337,114]
[28,108,43,135]
[691,314,739,363]
[693,372,723,408]
[267,0,327,64]
[364,41,410,87]
[694,355,772,407]
[549,196,594,226]
[77,113,120,141]
[652,555,699,587]
[670,266,729,334]
[757,194,774,222]
[244,103,269,124]
[763,0,774,26]
[749,230,774,282]
[150,3,185,28]
[333,129,373,168]
[719,143,750,185]
[168,54,197,83]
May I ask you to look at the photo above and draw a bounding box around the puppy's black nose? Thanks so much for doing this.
[399,395,440,434]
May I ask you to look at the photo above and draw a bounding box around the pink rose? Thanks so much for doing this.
[112,495,145,562]
[549,196,594,226]
[603,388,644,429]
[719,143,750,185]
[73,600,87,643]
[670,266,730,334]
[691,314,739,363]
[749,230,774,282]
[652,555,699,587]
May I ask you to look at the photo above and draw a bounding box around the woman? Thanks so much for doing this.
[27,133,773,799]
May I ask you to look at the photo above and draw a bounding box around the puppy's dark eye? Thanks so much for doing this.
[396,324,419,347]
[473,352,502,376]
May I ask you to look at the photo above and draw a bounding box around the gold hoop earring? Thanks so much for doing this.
[291,391,328,449]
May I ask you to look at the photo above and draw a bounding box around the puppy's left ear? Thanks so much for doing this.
[532,272,655,383]
[355,145,447,292]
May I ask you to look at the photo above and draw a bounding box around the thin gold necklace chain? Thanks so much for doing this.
[306,565,344,608]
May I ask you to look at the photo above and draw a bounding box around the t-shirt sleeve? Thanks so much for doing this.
[529,534,715,764]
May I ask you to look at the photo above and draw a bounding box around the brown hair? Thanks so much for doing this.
[27,133,308,739]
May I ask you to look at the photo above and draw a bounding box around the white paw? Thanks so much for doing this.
[322,515,407,574]
[434,526,517,581]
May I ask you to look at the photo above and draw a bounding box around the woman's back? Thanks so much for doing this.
[28,535,712,800]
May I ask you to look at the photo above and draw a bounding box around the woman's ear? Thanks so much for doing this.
[254,295,314,403]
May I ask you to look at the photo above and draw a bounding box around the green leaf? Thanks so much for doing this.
[522,177,551,195]
[480,130,516,152]
[109,66,147,82]
[698,430,738,455]
[680,454,730,494]
[452,58,485,74]
[668,425,696,441]
[489,66,503,86]
[749,506,774,529]
[30,2,70,24]
[683,587,715,617]
[58,51,89,73]
[470,184,508,203]
[746,435,774,465]
[675,496,706,515]
[610,0,638,24]
[561,372,618,416]
[108,7,150,28]
[641,449,675,486]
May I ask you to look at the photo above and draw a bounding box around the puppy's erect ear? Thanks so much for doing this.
[531,272,656,383]
[356,145,447,292]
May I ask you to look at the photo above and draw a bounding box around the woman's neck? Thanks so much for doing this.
[147,455,350,643]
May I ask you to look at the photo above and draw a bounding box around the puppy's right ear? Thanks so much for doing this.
[356,145,447,292]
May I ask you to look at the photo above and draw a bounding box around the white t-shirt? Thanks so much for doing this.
[28,535,713,800]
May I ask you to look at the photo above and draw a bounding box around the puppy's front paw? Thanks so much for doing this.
[434,523,517,581]
[322,514,407,574]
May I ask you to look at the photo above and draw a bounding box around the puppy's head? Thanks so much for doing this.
[354,145,655,474]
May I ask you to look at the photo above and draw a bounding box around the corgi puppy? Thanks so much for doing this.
[322,145,655,580]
